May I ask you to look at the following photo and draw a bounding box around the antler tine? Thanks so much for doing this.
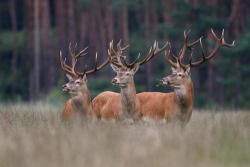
[75,47,88,59]
[146,41,159,62]
[70,44,88,75]
[189,29,235,67]
[188,38,207,67]
[117,39,122,51]
[59,50,77,76]
[108,41,123,68]
[74,42,78,54]
[112,41,118,55]
[84,52,110,75]
[108,40,131,68]
[210,28,235,47]
[188,49,194,64]
[121,40,165,68]
[216,29,235,47]
[134,53,141,63]
[138,41,168,65]
[116,41,131,68]
[179,30,201,61]
[121,44,129,51]
[184,29,191,41]
[120,52,142,68]
[69,43,77,67]
[68,43,77,69]
[120,56,130,67]
[69,42,74,58]
[78,52,98,76]
[73,48,88,72]
[164,44,178,68]
[94,52,98,70]
[61,43,93,77]
[117,39,129,52]
[154,41,169,55]
[110,40,118,57]
[211,28,220,40]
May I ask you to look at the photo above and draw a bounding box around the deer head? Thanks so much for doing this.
[108,40,168,87]
[60,43,109,96]
[161,29,235,89]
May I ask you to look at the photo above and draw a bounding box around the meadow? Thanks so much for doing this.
[0,103,249,167]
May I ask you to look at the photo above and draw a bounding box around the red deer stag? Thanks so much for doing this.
[137,29,235,123]
[92,41,167,121]
[60,43,109,120]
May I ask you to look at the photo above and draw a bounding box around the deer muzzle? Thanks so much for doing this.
[161,77,170,85]
[62,84,69,92]
[112,78,118,85]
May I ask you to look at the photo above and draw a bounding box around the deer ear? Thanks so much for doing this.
[66,74,73,81]
[82,74,87,82]
[132,63,139,73]
[171,67,176,72]
[185,67,191,75]
[111,64,119,72]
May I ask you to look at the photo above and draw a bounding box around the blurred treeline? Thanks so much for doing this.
[0,0,249,108]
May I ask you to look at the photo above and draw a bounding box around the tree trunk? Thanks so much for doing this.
[120,0,129,46]
[206,34,215,101]
[104,0,114,43]
[229,0,241,108]
[40,0,55,92]
[96,0,107,58]
[67,0,76,43]
[144,0,157,91]
[161,0,172,24]
[9,0,18,96]
[218,74,225,107]
[206,61,214,98]
[79,12,88,47]
[32,0,41,100]
[24,0,34,100]
[55,0,67,56]
[89,7,99,61]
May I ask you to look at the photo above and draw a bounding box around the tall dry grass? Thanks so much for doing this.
[0,103,249,167]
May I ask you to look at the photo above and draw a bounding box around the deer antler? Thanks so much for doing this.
[108,40,129,68]
[188,29,235,67]
[60,43,109,77]
[60,43,88,77]
[178,30,201,60]
[84,52,110,75]
[108,40,168,69]
[136,41,169,66]
[165,30,201,70]
[165,29,235,70]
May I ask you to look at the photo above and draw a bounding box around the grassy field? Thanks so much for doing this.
[0,103,249,167]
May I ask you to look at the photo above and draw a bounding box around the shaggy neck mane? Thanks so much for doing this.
[120,78,137,115]
[72,85,92,115]
[174,78,194,110]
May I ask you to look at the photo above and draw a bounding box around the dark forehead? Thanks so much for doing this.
[118,67,130,72]
[70,76,83,81]
[173,67,185,73]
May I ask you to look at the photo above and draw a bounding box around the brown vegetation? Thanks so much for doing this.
[0,103,249,167]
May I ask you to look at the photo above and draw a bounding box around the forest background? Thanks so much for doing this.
[0,0,249,109]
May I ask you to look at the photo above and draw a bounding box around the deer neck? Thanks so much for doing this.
[120,78,137,115]
[71,85,92,114]
[174,79,194,111]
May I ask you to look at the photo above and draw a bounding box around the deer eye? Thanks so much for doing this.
[75,81,81,84]
[126,73,130,76]
[178,73,183,77]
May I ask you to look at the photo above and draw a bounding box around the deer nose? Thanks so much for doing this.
[112,78,118,84]
[161,77,169,85]
[62,84,68,91]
